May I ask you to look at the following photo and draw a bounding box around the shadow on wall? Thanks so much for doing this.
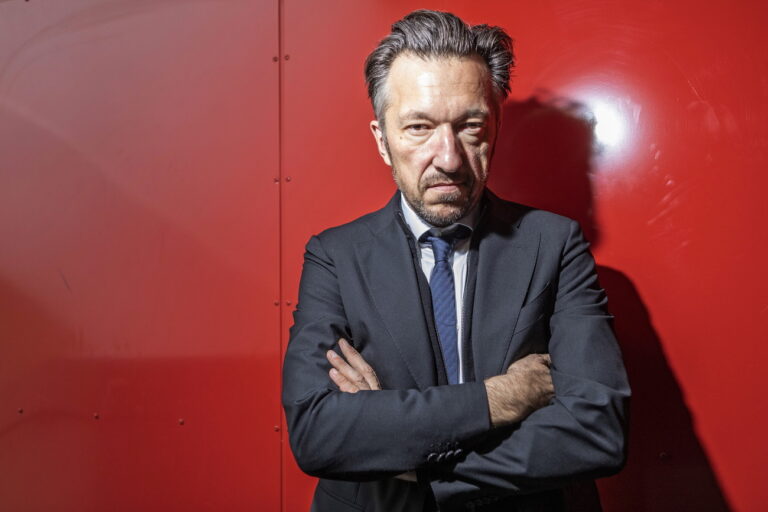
[490,94,730,512]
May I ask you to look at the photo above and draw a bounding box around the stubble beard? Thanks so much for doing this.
[393,166,482,228]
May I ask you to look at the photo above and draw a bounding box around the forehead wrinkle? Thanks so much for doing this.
[393,67,487,96]
[396,108,490,124]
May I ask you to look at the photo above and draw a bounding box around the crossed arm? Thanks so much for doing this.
[327,338,555,483]
[282,222,630,506]
[327,338,555,428]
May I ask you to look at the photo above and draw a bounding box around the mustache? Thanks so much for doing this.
[420,175,471,189]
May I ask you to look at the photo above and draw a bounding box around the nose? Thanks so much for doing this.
[431,124,463,173]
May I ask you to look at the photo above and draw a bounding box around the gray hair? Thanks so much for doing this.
[364,9,514,124]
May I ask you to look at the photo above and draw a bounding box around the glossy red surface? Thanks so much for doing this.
[2,1,766,511]
[280,1,767,511]
[0,1,281,511]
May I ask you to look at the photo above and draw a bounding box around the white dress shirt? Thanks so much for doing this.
[400,195,479,383]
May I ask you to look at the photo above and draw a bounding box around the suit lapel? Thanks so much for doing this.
[471,195,541,380]
[354,204,437,390]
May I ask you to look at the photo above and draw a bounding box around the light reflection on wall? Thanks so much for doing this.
[592,100,626,149]
[570,87,643,166]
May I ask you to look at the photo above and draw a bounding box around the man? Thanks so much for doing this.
[282,10,630,512]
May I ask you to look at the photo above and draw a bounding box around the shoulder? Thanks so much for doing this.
[485,190,579,239]
[484,193,591,270]
[307,193,399,251]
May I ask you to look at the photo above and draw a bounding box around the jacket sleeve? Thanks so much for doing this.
[427,220,631,508]
[281,234,491,480]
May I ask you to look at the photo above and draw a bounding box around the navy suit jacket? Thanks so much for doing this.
[282,190,630,511]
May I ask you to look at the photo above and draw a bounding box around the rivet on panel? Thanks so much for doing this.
[285,301,292,306]
[273,177,280,183]
[285,176,292,182]
[93,413,100,420]
[272,56,278,62]
[273,425,280,432]
[284,54,290,60]
[178,418,185,426]
[274,300,280,306]
[17,408,23,414]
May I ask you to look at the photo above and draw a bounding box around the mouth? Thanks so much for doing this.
[426,182,463,192]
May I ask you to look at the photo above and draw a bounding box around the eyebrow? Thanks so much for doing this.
[398,109,490,123]
[398,110,436,123]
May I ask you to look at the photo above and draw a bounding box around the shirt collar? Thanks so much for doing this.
[399,193,479,243]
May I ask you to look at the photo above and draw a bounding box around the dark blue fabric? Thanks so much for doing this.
[426,234,459,385]
[425,227,470,385]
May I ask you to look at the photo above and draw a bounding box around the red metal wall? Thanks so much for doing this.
[279,2,767,512]
[2,1,766,511]
[0,1,281,510]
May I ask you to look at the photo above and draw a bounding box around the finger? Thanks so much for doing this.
[339,340,380,390]
[326,348,370,390]
[326,348,357,378]
[505,353,550,374]
[329,368,359,393]
[505,354,531,373]
[338,338,381,390]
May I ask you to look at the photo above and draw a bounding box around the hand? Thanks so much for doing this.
[326,340,416,482]
[485,353,554,428]
[326,338,381,392]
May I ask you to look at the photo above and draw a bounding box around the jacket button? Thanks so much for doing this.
[426,452,437,463]
[436,452,446,463]
[454,448,464,457]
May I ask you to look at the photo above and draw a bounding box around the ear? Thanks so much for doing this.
[370,120,392,166]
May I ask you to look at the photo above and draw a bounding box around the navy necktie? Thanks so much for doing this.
[425,227,469,385]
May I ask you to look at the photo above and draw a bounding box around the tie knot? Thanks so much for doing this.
[424,226,471,262]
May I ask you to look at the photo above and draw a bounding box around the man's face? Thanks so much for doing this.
[370,53,499,227]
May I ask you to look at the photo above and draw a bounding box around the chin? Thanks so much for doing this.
[420,203,467,228]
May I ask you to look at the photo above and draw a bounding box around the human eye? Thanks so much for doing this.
[462,121,485,135]
[405,123,431,135]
